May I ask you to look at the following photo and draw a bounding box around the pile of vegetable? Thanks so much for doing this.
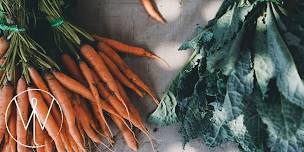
[149,0,304,151]
[0,0,162,151]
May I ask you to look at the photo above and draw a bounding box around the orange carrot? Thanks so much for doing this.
[44,133,53,152]
[52,70,95,102]
[60,122,73,152]
[27,88,65,152]
[89,66,134,124]
[79,60,129,139]
[78,61,115,139]
[92,70,133,126]
[8,106,17,152]
[67,133,79,152]
[16,78,30,152]
[76,103,103,144]
[116,81,142,124]
[92,105,113,145]
[52,70,121,117]
[2,139,9,152]
[60,55,121,125]
[80,44,124,102]
[60,53,87,118]
[92,70,147,136]
[60,53,89,131]
[94,42,129,72]
[99,52,144,97]
[91,70,129,115]
[140,0,166,23]
[111,114,138,151]
[77,120,85,146]
[44,74,85,151]
[60,56,125,146]
[94,37,167,66]
[96,42,159,105]
[61,54,86,84]
[117,81,156,151]
[79,61,104,114]
[28,67,62,125]
[61,55,106,145]
[0,37,9,58]
[119,64,160,105]
[61,54,98,136]
[0,83,14,143]
[71,95,86,144]
[33,118,44,152]
[2,132,10,152]
[116,80,147,131]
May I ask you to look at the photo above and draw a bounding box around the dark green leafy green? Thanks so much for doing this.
[265,4,304,108]
[256,81,304,152]
[253,16,275,97]
[148,52,202,126]
[149,0,304,151]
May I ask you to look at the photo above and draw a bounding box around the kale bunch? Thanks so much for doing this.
[149,0,304,151]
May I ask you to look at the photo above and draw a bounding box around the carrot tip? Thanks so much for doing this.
[158,18,166,24]
[152,97,160,105]
[151,54,170,68]
[136,91,144,98]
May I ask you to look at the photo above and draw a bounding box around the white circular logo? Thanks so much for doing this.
[5,89,63,148]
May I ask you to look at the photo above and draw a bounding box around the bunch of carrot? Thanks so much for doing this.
[0,34,162,152]
[55,38,161,151]
[0,0,166,151]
